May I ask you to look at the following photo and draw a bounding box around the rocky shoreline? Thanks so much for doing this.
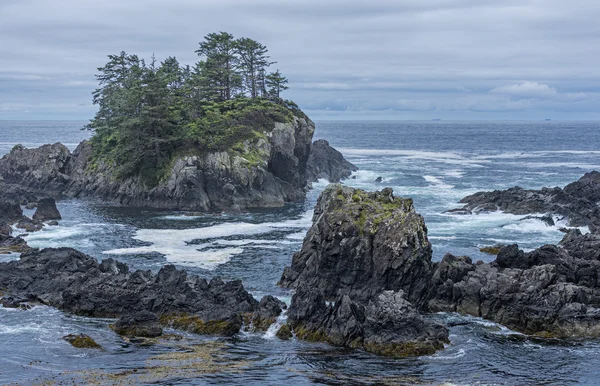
[451,171,600,231]
[2,172,600,358]
[0,120,357,212]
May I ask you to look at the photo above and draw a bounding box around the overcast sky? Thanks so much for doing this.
[1,0,600,120]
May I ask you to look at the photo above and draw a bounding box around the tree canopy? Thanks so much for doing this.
[85,32,293,186]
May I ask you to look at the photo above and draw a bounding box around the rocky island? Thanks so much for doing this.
[0,33,356,212]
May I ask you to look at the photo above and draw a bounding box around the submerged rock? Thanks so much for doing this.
[32,197,61,221]
[306,139,357,182]
[0,248,283,337]
[281,185,448,356]
[63,334,102,349]
[453,171,600,229]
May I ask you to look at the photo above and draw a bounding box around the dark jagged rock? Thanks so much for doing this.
[375,176,383,183]
[288,286,448,357]
[0,248,283,337]
[247,295,287,331]
[32,197,61,221]
[0,233,31,254]
[63,334,101,349]
[427,234,600,338]
[453,171,600,229]
[113,311,163,338]
[0,200,22,224]
[281,185,448,356]
[521,214,555,227]
[0,222,12,236]
[0,117,317,212]
[280,185,433,307]
[306,139,357,183]
[0,143,71,192]
[15,216,43,233]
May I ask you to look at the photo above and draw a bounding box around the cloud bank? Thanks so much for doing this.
[1,0,600,120]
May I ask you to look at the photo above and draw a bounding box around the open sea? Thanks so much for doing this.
[1,120,600,385]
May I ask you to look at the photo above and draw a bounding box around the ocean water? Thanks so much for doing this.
[1,120,600,385]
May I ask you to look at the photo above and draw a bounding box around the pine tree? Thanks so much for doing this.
[236,38,273,98]
[266,70,289,100]
[195,32,241,101]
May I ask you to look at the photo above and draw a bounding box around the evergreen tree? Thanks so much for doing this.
[85,32,295,186]
[236,38,273,98]
[195,32,241,101]
[266,70,289,99]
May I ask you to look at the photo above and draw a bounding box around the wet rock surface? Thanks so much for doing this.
[427,231,600,337]
[306,139,357,183]
[63,333,102,349]
[0,248,283,337]
[32,197,62,221]
[113,311,163,338]
[454,171,600,229]
[281,185,448,356]
[280,184,433,307]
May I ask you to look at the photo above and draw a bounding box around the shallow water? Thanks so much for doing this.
[1,120,600,385]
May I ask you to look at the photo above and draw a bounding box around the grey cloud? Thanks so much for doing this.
[1,0,600,119]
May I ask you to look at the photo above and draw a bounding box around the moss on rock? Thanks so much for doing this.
[275,324,293,340]
[63,334,102,349]
[159,314,241,337]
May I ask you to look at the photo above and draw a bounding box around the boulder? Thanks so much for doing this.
[113,311,163,338]
[306,139,357,182]
[0,222,12,236]
[247,295,287,331]
[63,334,101,349]
[15,216,43,232]
[0,248,283,337]
[32,197,61,221]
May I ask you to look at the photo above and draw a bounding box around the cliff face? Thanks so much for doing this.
[0,116,326,211]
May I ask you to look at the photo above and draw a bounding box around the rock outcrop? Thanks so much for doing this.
[0,248,282,337]
[306,139,357,183]
[0,143,71,192]
[427,231,600,337]
[280,185,433,307]
[280,185,448,356]
[32,197,61,221]
[453,171,600,230]
[0,116,345,211]
[0,200,22,224]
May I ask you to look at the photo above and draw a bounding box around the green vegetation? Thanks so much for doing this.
[63,334,102,349]
[333,185,416,236]
[85,31,294,186]
[159,313,240,337]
